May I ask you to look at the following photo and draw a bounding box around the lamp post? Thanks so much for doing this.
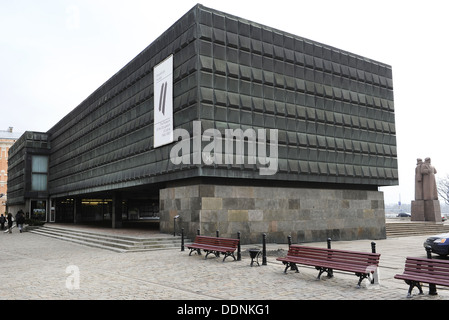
[262,233,267,266]
[173,215,179,236]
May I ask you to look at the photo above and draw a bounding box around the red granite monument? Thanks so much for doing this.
[411,157,441,221]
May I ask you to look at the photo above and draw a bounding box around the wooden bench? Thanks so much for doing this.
[276,245,381,287]
[394,257,449,297]
[187,235,239,262]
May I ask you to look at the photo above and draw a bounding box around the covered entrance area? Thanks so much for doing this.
[52,185,161,231]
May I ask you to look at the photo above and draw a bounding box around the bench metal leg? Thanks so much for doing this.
[405,280,424,298]
[222,252,236,262]
[316,267,333,280]
[356,273,370,288]
[429,282,438,296]
[282,262,299,274]
[204,250,218,259]
[316,267,326,280]
[188,248,202,256]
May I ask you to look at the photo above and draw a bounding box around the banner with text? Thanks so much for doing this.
[153,54,173,148]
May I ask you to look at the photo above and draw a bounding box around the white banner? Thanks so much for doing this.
[153,55,173,148]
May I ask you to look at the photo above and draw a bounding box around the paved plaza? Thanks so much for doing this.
[0,225,448,304]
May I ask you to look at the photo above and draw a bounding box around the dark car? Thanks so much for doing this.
[423,233,449,256]
[397,212,411,217]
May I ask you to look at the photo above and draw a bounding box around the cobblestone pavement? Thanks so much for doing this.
[1,227,448,303]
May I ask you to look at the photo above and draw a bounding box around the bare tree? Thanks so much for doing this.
[437,174,449,205]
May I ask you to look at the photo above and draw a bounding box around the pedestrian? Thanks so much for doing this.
[6,212,13,233]
[16,210,25,233]
[0,214,5,230]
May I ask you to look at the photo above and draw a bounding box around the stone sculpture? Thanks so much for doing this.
[412,157,440,221]
[421,157,438,200]
[414,158,423,200]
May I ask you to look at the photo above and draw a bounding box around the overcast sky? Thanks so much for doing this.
[1,0,448,205]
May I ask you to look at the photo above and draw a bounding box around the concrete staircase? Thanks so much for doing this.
[31,222,449,249]
[386,221,449,238]
[29,225,188,253]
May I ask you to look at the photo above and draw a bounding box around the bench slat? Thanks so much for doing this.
[395,273,449,286]
[283,246,379,266]
[404,259,449,277]
[278,256,377,273]
[278,258,375,274]
[281,245,380,258]
[404,265,449,278]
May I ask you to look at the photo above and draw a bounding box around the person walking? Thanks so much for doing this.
[6,212,13,233]
[16,210,25,233]
[0,214,5,230]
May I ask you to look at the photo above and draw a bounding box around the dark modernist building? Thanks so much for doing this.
[7,4,397,243]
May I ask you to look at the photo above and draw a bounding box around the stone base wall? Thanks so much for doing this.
[411,199,441,222]
[159,184,386,244]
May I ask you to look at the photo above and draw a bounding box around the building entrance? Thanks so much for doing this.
[30,200,47,221]
[53,190,160,228]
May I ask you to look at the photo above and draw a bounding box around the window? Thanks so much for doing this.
[31,155,48,191]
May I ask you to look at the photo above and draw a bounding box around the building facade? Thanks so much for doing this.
[0,127,22,212]
[8,4,397,243]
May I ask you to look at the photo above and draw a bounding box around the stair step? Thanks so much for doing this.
[386,221,449,238]
[29,225,189,252]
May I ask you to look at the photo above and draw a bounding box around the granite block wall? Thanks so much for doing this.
[160,183,386,244]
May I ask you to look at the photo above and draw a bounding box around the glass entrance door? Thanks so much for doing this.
[30,200,47,222]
